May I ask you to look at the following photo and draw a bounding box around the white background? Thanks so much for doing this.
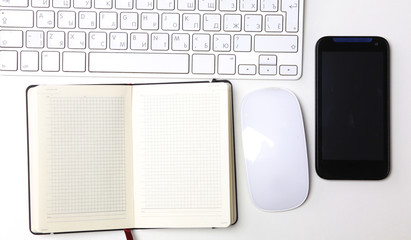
[1,0,411,239]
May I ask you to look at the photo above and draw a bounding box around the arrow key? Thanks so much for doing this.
[259,65,276,75]
[239,64,256,75]
[279,65,298,75]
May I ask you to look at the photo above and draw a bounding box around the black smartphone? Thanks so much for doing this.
[315,36,390,180]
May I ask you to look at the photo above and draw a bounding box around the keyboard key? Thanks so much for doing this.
[218,54,235,74]
[192,34,210,51]
[238,64,256,75]
[259,55,277,65]
[32,0,50,7]
[74,0,91,8]
[171,33,189,51]
[281,0,299,32]
[57,11,76,29]
[260,65,276,75]
[162,13,180,31]
[223,14,241,31]
[157,0,174,10]
[95,0,112,9]
[130,33,148,50]
[99,12,117,29]
[219,0,236,11]
[279,65,298,75]
[68,31,86,49]
[182,13,200,31]
[0,50,18,70]
[110,32,128,50]
[254,35,297,52]
[36,11,55,28]
[192,54,214,74]
[26,30,44,48]
[41,51,60,71]
[20,51,39,71]
[265,15,283,32]
[0,30,23,47]
[79,11,97,29]
[116,0,133,9]
[53,0,70,8]
[136,0,154,10]
[0,0,27,7]
[151,33,168,50]
[199,0,216,11]
[261,0,278,12]
[233,34,251,52]
[213,34,231,51]
[47,31,65,48]
[63,52,86,72]
[120,12,138,30]
[240,0,257,11]
[178,0,195,10]
[89,52,189,73]
[244,14,262,32]
[141,13,158,30]
[89,32,107,49]
[0,10,34,28]
[203,14,221,31]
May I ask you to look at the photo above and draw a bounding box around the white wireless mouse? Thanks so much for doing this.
[241,88,309,212]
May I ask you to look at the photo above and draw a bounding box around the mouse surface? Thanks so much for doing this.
[241,88,309,212]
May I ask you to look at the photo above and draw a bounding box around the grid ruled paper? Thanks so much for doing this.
[133,83,229,211]
[47,96,127,216]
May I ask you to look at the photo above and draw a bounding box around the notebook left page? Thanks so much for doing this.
[27,85,135,234]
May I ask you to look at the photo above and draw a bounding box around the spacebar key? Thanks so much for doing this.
[89,52,189,73]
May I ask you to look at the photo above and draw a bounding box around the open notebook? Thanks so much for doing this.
[27,81,236,234]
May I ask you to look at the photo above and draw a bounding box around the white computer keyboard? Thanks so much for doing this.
[0,0,303,80]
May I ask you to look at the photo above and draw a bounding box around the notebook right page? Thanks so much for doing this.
[132,82,235,228]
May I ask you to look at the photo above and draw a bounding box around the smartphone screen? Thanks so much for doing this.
[316,37,390,180]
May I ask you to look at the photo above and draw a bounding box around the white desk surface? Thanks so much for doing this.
[1,0,411,239]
